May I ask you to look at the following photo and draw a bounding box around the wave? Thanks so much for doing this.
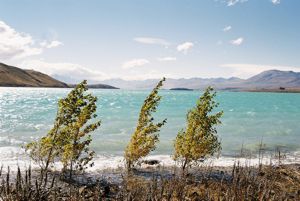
[1,147,299,172]
[0,137,24,145]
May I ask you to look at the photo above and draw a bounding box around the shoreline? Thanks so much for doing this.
[2,86,300,93]
[1,146,300,200]
[1,146,300,173]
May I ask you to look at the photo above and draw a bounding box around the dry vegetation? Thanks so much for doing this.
[1,162,300,201]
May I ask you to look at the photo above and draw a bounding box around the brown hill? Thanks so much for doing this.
[0,62,68,87]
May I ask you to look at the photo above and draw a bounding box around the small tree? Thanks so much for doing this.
[125,78,167,170]
[26,80,101,179]
[174,86,223,174]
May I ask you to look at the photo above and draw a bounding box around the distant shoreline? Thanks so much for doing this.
[244,89,300,93]
[1,86,300,93]
[0,85,120,89]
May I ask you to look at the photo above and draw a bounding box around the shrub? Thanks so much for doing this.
[125,78,167,170]
[174,86,223,173]
[26,80,101,178]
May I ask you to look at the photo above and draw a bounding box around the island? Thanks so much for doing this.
[170,88,193,91]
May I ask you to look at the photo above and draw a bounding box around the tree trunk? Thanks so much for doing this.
[42,117,61,188]
[70,128,80,179]
[182,158,188,177]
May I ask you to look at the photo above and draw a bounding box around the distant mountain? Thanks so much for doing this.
[0,63,68,87]
[1,62,300,91]
[100,77,244,90]
[101,77,245,90]
[245,70,300,88]
[0,63,118,89]
[101,70,300,91]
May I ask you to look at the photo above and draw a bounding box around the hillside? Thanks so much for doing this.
[245,70,300,88]
[0,63,118,89]
[0,63,68,87]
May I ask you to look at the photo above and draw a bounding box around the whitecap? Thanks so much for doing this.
[0,136,23,145]
[0,146,25,159]
[246,111,256,116]
[34,124,45,130]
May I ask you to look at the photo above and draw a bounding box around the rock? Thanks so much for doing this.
[142,160,160,166]
[140,159,161,169]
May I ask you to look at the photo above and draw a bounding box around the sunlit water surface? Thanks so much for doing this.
[1,88,300,170]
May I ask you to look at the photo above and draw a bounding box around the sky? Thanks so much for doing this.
[0,0,300,82]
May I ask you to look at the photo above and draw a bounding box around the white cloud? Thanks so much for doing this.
[230,37,244,46]
[0,20,63,60]
[40,40,63,48]
[122,59,149,69]
[223,0,279,7]
[271,0,280,5]
[226,0,248,6]
[158,57,177,62]
[0,20,42,60]
[20,59,109,83]
[220,63,300,78]
[20,59,169,82]
[177,42,194,54]
[223,25,232,32]
[134,37,169,46]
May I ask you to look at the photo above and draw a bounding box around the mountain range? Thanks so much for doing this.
[101,70,300,91]
[1,62,300,92]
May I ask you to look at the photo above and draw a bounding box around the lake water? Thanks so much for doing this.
[1,87,300,170]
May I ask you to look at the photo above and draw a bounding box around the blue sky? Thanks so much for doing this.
[0,0,299,82]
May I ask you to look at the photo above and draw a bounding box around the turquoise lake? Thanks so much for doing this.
[0,87,300,168]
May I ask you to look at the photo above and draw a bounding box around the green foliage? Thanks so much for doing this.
[174,86,223,172]
[26,80,101,174]
[125,78,167,170]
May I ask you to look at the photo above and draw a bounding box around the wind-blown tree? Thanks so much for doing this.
[26,80,101,179]
[125,78,167,170]
[174,86,223,174]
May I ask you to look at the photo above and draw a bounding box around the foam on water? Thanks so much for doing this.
[0,136,23,145]
[1,147,300,172]
[90,152,300,171]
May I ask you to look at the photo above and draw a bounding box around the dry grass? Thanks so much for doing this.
[117,164,300,200]
[1,163,299,201]
[0,166,110,200]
